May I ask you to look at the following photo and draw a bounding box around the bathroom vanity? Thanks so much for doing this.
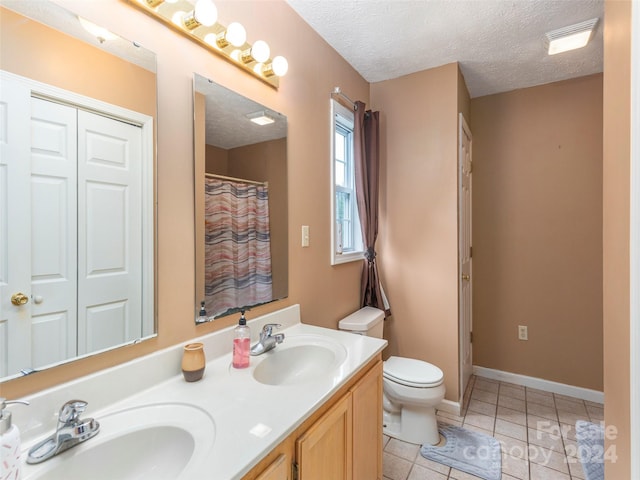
[13,305,386,480]
[244,358,382,480]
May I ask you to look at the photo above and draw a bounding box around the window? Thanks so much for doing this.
[331,99,363,265]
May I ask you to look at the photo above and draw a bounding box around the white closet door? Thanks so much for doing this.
[0,78,31,377]
[30,97,78,368]
[77,110,142,354]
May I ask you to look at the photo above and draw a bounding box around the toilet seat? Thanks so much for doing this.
[383,356,444,388]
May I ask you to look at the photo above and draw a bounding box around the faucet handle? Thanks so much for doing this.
[262,323,282,336]
[58,400,88,424]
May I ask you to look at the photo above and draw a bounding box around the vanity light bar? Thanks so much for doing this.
[130,0,288,88]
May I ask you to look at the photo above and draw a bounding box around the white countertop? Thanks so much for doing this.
[15,305,387,479]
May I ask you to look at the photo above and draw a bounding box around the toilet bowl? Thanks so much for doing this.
[338,307,446,445]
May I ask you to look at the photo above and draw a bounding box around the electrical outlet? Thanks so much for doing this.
[518,325,528,341]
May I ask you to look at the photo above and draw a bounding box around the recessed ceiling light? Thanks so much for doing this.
[546,18,599,56]
[78,17,118,43]
[246,111,275,126]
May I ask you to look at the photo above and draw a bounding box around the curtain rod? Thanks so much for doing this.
[331,87,358,110]
[205,173,267,186]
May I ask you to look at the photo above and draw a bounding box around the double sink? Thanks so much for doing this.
[21,328,354,480]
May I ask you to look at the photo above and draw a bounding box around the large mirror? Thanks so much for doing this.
[0,1,157,381]
[193,74,288,321]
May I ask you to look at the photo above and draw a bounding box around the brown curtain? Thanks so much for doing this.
[354,101,390,316]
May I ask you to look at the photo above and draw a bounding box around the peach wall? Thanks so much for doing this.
[0,7,156,118]
[470,75,604,391]
[603,0,632,476]
[372,63,462,402]
[3,0,368,398]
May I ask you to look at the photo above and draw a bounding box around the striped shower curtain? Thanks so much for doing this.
[204,178,273,317]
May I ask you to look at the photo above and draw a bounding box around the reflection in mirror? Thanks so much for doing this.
[0,1,157,381]
[194,74,288,321]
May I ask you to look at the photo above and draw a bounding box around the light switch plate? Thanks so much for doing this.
[301,225,310,247]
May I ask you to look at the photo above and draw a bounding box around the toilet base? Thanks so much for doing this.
[383,405,440,445]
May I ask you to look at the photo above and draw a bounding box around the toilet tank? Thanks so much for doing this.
[338,306,384,338]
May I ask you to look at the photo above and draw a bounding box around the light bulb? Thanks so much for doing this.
[215,22,246,49]
[225,22,246,47]
[183,0,217,30]
[263,56,288,77]
[251,40,270,63]
[271,56,288,76]
[172,11,186,26]
[194,0,217,27]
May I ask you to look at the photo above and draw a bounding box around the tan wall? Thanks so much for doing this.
[0,7,156,118]
[228,139,289,300]
[3,0,368,398]
[205,144,230,174]
[470,75,604,391]
[603,0,632,476]
[372,63,462,402]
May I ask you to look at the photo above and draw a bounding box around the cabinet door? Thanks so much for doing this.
[296,393,352,480]
[255,454,289,480]
[351,360,383,480]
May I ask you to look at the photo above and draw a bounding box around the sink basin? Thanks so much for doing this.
[22,403,215,480]
[252,334,347,386]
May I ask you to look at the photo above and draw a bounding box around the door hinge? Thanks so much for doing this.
[292,461,299,480]
[470,246,473,258]
[470,331,473,343]
[469,161,473,173]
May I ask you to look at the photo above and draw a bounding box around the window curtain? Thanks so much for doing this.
[204,178,273,317]
[354,101,390,316]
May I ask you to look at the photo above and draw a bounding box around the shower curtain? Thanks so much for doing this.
[204,178,273,317]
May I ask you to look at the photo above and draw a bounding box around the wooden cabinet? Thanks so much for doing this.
[351,361,383,480]
[254,454,289,480]
[243,357,382,480]
[296,394,352,480]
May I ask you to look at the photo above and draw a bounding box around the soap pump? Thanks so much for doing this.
[1,398,29,480]
[196,301,208,324]
[232,309,250,369]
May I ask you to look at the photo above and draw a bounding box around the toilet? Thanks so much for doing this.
[338,306,445,445]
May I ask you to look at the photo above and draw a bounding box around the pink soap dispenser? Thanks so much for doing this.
[232,309,250,369]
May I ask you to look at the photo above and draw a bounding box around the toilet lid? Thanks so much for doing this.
[383,356,444,388]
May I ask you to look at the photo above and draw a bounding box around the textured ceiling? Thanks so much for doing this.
[286,0,604,98]
[195,74,287,150]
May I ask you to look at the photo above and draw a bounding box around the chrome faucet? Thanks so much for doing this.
[27,400,100,464]
[250,323,285,355]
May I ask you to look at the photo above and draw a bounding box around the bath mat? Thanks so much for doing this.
[420,424,501,480]
[575,420,605,480]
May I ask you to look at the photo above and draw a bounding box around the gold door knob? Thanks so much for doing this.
[11,293,29,306]
[461,274,470,281]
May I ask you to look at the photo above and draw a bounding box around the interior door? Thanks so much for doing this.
[77,110,143,354]
[0,78,31,376]
[30,97,79,368]
[459,113,473,404]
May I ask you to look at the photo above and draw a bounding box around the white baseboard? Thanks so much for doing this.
[473,366,604,404]
[437,398,462,417]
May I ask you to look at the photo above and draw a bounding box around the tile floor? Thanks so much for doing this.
[382,375,605,480]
